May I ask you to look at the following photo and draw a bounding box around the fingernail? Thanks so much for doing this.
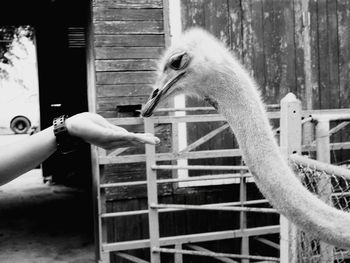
[155,137,160,144]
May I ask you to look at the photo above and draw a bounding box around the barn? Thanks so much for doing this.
[1,0,350,262]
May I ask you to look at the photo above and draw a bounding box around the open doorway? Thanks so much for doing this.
[0,1,94,262]
[0,26,39,136]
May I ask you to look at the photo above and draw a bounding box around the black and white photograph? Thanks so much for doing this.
[1,0,350,262]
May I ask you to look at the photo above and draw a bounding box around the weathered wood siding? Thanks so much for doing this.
[93,0,165,117]
[92,0,171,203]
[181,0,350,110]
[181,0,350,172]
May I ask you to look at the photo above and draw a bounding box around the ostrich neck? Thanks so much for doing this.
[216,70,350,248]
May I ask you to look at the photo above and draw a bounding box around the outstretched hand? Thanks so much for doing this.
[66,112,160,150]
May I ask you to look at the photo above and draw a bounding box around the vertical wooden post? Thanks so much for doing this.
[315,118,334,262]
[144,119,161,263]
[279,93,301,263]
[174,243,183,263]
[240,175,249,263]
[99,167,111,263]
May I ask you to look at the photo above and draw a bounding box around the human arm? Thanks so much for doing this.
[0,112,159,186]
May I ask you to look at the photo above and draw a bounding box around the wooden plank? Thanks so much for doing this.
[228,0,243,60]
[96,71,156,85]
[203,0,230,44]
[326,0,340,109]
[279,93,301,263]
[187,245,238,263]
[242,0,266,94]
[315,119,334,262]
[93,7,163,21]
[116,252,149,263]
[180,0,205,28]
[97,84,153,98]
[338,0,350,108]
[94,0,162,9]
[179,123,230,154]
[94,21,163,35]
[95,47,163,59]
[240,175,249,263]
[87,2,103,260]
[293,0,307,109]
[97,97,147,111]
[262,0,296,104]
[317,0,339,109]
[309,0,321,109]
[99,149,243,165]
[102,225,280,252]
[95,59,157,72]
[144,119,161,263]
[94,34,165,47]
[103,109,350,126]
[162,0,171,48]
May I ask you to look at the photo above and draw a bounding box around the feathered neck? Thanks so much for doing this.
[215,62,350,248]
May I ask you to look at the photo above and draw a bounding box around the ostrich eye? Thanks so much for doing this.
[168,52,190,70]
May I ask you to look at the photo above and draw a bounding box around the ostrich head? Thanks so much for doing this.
[141,28,235,117]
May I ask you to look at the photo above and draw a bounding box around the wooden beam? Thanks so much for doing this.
[179,123,230,154]
[280,93,301,263]
[93,8,163,21]
[102,225,280,252]
[93,0,163,9]
[186,244,238,263]
[95,34,165,47]
[116,252,149,263]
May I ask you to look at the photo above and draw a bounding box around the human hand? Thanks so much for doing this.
[65,112,160,150]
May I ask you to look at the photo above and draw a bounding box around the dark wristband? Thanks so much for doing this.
[53,115,83,154]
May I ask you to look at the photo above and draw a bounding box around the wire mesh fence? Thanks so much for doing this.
[292,158,350,262]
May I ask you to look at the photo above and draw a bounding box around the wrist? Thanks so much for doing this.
[53,115,84,154]
[64,116,74,136]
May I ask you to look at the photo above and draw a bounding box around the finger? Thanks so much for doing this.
[107,124,160,144]
[126,132,160,145]
[107,123,130,133]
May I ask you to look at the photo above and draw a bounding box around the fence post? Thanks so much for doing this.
[174,243,183,263]
[279,93,301,263]
[315,118,334,262]
[144,118,161,263]
[240,174,249,263]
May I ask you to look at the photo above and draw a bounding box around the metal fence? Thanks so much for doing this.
[292,158,350,262]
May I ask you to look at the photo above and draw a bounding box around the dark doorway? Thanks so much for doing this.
[0,0,92,187]
[35,0,91,187]
[0,1,95,262]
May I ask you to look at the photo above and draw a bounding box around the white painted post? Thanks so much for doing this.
[240,175,249,263]
[98,169,111,263]
[315,118,334,262]
[174,243,183,263]
[144,119,161,263]
[279,93,301,263]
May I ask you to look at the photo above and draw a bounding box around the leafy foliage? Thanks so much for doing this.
[0,26,34,78]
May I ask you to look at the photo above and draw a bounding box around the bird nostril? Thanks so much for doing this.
[151,89,159,99]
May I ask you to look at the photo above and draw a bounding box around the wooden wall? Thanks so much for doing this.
[181,0,350,110]
[181,0,350,167]
[93,0,165,118]
[91,0,172,202]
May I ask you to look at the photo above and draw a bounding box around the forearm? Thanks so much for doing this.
[0,126,57,186]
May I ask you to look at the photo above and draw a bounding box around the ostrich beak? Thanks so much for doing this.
[141,71,186,117]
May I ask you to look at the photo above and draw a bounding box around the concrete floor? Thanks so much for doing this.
[0,170,95,263]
